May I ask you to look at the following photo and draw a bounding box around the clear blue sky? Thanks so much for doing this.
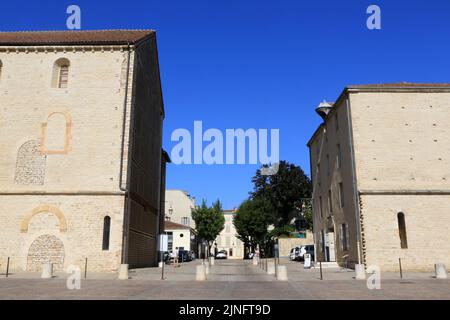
[2,0,450,208]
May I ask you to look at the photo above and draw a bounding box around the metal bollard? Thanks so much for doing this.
[319,262,323,280]
[6,257,10,278]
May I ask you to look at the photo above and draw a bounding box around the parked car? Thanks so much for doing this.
[245,252,255,259]
[289,247,303,261]
[178,250,192,263]
[215,250,228,259]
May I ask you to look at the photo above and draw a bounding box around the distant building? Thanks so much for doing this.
[215,209,244,259]
[164,190,197,228]
[164,221,197,256]
[0,30,165,272]
[308,83,450,271]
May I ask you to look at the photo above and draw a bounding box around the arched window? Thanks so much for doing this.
[52,58,70,88]
[102,216,111,251]
[397,212,408,249]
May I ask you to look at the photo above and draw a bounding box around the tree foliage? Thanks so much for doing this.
[251,160,312,227]
[191,200,225,246]
[233,198,274,249]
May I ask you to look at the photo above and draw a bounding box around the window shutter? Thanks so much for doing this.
[58,65,69,88]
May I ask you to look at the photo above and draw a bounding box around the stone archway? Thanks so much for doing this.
[27,234,65,272]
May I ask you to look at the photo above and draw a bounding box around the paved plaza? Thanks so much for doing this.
[0,259,449,300]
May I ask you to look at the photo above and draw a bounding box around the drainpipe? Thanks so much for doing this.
[119,44,132,264]
[307,142,317,263]
[345,95,363,265]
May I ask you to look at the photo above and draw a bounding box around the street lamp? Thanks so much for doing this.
[165,203,173,221]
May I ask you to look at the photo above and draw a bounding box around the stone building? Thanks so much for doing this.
[164,221,197,255]
[215,209,244,259]
[0,30,166,272]
[308,83,450,271]
[164,190,197,228]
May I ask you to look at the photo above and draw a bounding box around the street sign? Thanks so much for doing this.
[159,234,168,251]
[304,254,311,269]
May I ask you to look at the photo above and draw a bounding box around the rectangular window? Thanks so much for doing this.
[336,144,342,168]
[58,65,69,88]
[339,182,345,208]
[319,231,325,253]
[319,196,323,218]
[340,223,350,251]
[328,190,333,214]
[317,164,321,186]
[102,216,111,251]
[167,232,173,252]
[181,217,190,226]
[326,154,330,176]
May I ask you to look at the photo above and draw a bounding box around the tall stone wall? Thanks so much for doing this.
[0,47,134,272]
[0,195,124,272]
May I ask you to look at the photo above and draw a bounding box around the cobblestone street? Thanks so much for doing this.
[1,259,449,300]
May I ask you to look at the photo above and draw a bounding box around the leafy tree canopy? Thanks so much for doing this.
[251,160,312,227]
[233,198,274,248]
[191,199,225,244]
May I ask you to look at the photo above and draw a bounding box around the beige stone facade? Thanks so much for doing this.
[164,190,197,228]
[308,83,450,271]
[215,210,244,259]
[0,30,165,272]
[277,232,314,258]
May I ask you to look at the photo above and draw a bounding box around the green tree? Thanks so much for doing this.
[303,200,313,231]
[251,160,312,227]
[191,200,225,257]
[233,198,274,255]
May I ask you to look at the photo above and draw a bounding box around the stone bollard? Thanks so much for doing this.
[41,263,53,279]
[210,257,215,266]
[118,264,129,280]
[435,264,447,279]
[355,264,366,280]
[252,256,258,266]
[196,264,207,281]
[267,261,275,275]
[277,265,288,281]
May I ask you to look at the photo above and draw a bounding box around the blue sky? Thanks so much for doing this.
[2,0,450,208]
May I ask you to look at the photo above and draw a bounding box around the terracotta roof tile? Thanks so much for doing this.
[164,221,191,230]
[0,30,155,46]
